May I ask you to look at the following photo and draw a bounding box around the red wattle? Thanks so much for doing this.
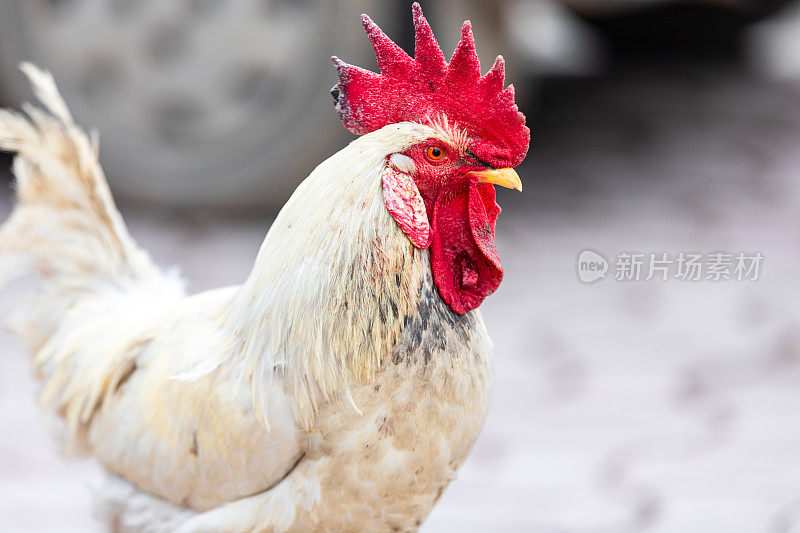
[430,182,503,314]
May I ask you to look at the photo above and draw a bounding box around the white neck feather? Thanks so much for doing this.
[225,123,441,430]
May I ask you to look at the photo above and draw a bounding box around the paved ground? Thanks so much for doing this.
[2,60,800,532]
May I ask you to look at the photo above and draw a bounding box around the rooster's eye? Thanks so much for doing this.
[426,146,445,162]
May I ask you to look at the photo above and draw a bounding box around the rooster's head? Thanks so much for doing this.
[331,2,530,315]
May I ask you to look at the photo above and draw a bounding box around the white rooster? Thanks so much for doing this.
[0,4,529,532]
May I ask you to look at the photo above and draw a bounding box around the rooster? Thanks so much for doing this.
[0,4,529,532]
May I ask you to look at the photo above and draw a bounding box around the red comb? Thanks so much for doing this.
[331,2,530,168]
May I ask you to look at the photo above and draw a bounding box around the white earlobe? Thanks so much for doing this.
[389,153,416,174]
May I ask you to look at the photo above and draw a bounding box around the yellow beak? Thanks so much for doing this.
[470,168,523,191]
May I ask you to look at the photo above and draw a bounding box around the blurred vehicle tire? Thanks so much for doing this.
[0,0,392,210]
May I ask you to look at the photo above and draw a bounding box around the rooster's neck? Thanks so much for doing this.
[225,125,450,430]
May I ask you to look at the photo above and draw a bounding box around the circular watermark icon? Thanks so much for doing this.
[577,249,609,283]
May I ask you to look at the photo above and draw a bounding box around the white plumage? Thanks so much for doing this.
[0,66,494,532]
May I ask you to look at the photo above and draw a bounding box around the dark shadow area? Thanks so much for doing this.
[512,2,796,217]
[578,2,782,62]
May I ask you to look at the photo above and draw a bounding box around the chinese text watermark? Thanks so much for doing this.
[577,250,762,284]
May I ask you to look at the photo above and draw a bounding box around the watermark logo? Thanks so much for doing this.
[577,249,609,283]
[577,250,763,284]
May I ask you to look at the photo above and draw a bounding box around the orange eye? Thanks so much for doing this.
[426,146,445,161]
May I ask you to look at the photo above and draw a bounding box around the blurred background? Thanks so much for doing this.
[2,0,800,531]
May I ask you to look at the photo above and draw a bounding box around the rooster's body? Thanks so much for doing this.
[0,5,528,532]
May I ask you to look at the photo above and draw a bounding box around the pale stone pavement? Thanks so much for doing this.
[3,63,800,532]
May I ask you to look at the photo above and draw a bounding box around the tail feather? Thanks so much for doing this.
[0,63,157,289]
[0,61,165,360]
[0,64,184,451]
